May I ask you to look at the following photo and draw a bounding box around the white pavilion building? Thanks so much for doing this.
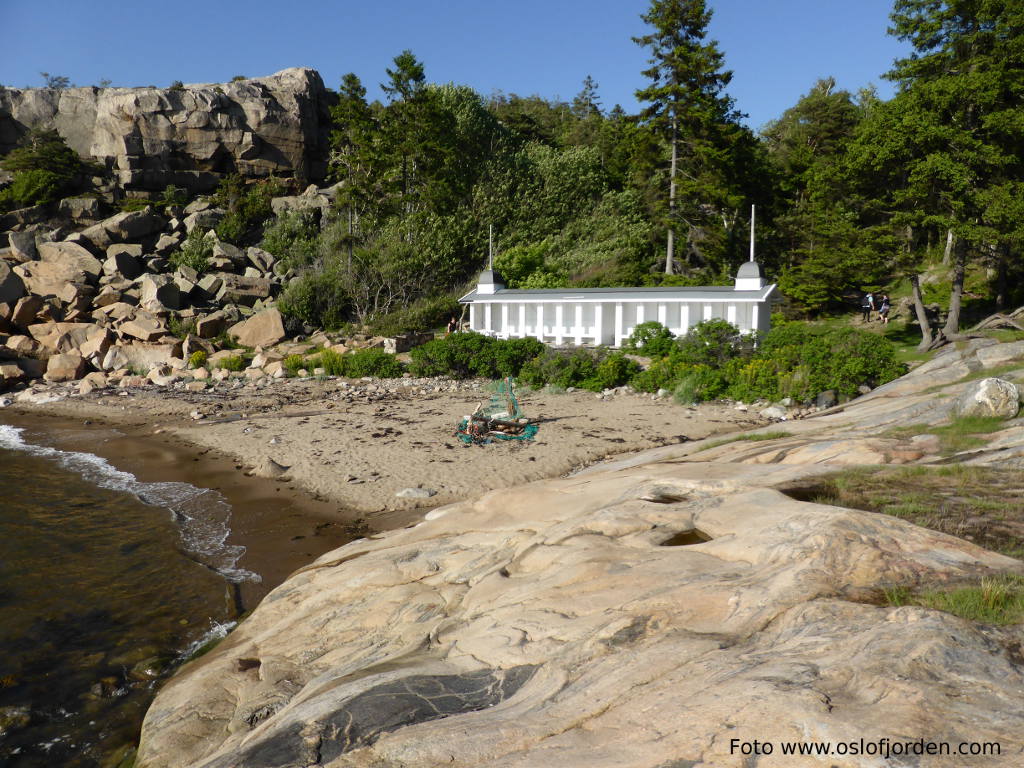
[458,260,777,347]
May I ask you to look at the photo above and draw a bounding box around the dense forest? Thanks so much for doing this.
[267,0,1024,348]
[4,0,1022,350]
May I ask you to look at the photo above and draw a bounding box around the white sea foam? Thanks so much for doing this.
[176,619,238,661]
[0,424,259,583]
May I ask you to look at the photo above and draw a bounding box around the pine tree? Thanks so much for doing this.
[329,73,379,266]
[883,0,1024,340]
[633,0,742,274]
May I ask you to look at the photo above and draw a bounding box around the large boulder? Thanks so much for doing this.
[7,231,38,262]
[216,273,271,306]
[118,312,167,342]
[100,209,165,242]
[954,377,1021,419]
[28,322,95,353]
[227,307,286,348]
[0,261,25,304]
[44,351,85,382]
[0,68,334,192]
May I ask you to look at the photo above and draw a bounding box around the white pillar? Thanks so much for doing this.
[519,303,526,339]
[485,303,492,333]
[727,304,736,325]
[574,303,583,345]
[536,304,544,341]
[636,303,646,324]
[554,304,564,344]
[614,302,624,347]
[752,304,760,334]
[501,303,509,338]
[703,304,712,321]
[469,303,476,330]
[595,303,604,347]
[658,302,667,328]
[680,304,690,335]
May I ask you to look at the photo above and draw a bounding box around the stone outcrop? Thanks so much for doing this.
[954,376,1021,419]
[135,341,1024,768]
[0,68,334,192]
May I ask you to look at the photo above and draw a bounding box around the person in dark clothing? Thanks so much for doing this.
[878,294,891,325]
[861,292,875,322]
[446,315,459,335]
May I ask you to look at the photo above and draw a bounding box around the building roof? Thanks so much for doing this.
[459,284,777,303]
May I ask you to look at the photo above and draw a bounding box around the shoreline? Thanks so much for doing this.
[2,376,767,599]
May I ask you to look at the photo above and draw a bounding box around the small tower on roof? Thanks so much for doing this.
[734,204,765,291]
[476,224,505,295]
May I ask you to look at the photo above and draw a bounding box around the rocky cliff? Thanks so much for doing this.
[135,340,1024,768]
[0,69,334,192]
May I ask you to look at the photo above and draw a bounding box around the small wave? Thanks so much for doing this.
[176,619,238,662]
[0,425,259,583]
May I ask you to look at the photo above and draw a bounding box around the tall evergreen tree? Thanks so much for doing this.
[633,0,742,274]
[329,73,379,265]
[883,0,1024,341]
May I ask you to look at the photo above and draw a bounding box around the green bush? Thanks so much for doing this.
[584,352,640,391]
[2,168,63,208]
[672,364,728,404]
[518,347,634,392]
[625,321,675,358]
[216,354,247,372]
[188,350,208,369]
[366,294,462,337]
[169,228,213,274]
[629,357,690,393]
[283,354,306,377]
[519,347,600,389]
[260,210,321,269]
[491,337,546,377]
[343,348,405,378]
[724,357,780,402]
[278,261,350,330]
[409,332,499,379]
[213,175,281,244]
[672,319,747,367]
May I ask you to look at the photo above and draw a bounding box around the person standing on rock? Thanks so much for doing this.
[861,291,875,322]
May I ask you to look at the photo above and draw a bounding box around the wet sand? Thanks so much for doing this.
[4,376,766,599]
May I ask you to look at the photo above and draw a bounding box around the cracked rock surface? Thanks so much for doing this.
[137,341,1024,767]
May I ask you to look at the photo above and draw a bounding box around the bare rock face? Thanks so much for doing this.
[954,377,1021,419]
[0,68,334,192]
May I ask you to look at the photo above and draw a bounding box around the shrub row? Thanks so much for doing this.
[624,320,905,403]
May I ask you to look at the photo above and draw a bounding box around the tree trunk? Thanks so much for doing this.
[911,274,933,351]
[665,114,678,274]
[943,235,967,337]
[995,243,1009,311]
[942,228,954,265]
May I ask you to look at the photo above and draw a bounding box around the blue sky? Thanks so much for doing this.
[1,1,910,132]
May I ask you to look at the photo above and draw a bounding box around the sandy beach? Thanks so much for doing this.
[2,372,774,622]
[6,374,766,541]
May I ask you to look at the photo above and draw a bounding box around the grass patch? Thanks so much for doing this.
[784,465,1024,560]
[883,415,1007,455]
[695,430,791,453]
[215,354,247,372]
[884,574,1024,625]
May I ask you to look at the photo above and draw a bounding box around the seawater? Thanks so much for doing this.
[0,424,257,767]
